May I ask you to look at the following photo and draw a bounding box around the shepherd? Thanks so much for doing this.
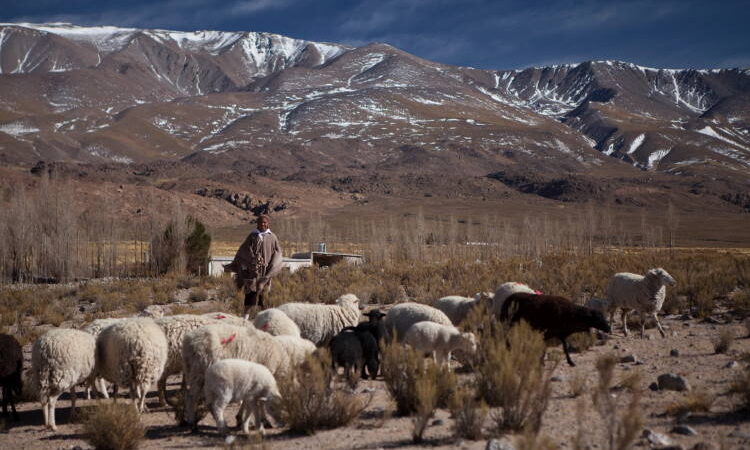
[225,214,283,319]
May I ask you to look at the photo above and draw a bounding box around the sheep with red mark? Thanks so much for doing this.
[500,293,611,367]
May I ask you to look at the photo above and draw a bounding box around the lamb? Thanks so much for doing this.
[95,318,168,412]
[501,293,611,367]
[491,282,537,318]
[330,327,380,384]
[382,302,453,341]
[253,308,301,337]
[0,333,23,421]
[181,323,292,428]
[154,314,246,406]
[204,359,281,435]
[276,293,361,345]
[403,321,478,368]
[31,328,98,431]
[342,308,387,343]
[433,292,493,325]
[606,268,677,338]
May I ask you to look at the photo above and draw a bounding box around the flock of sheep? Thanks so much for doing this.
[0,267,677,437]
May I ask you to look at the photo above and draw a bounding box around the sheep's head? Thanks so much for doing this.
[649,268,677,286]
[336,293,361,310]
[460,332,478,354]
[586,309,611,334]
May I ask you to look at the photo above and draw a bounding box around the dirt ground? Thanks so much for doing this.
[2,314,749,450]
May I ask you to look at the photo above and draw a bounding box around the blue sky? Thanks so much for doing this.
[3,0,749,70]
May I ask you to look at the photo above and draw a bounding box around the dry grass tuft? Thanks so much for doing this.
[381,339,457,417]
[449,386,487,440]
[592,353,643,450]
[714,328,735,354]
[411,372,437,443]
[665,390,715,416]
[569,370,587,398]
[82,403,145,450]
[476,321,556,433]
[277,349,367,435]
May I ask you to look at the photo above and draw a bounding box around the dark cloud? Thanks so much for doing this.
[2,0,748,69]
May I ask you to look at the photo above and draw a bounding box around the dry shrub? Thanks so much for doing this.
[476,321,556,433]
[189,287,208,303]
[168,390,207,426]
[569,370,587,398]
[516,427,557,450]
[592,353,642,450]
[277,349,366,434]
[411,373,437,443]
[82,403,144,450]
[449,386,487,440]
[381,339,457,416]
[665,390,715,416]
[714,328,735,354]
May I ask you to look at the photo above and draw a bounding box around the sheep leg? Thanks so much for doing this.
[561,338,576,367]
[96,378,109,400]
[69,386,77,420]
[639,311,647,338]
[138,384,149,413]
[157,374,167,407]
[48,394,59,431]
[185,379,203,430]
[653,312,667,338]
[9,388,18,421]
[41,395,49,428]
[254,398,267,436]
[209,401,228,434]
[235,400,244,427]
[621,309,630,336]
[241,401,255,435]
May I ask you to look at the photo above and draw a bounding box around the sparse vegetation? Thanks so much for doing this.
[714,328,735,354]
[82,403,145,450]
[449,386,487,440]
[665,390,715,416]
[476,321,556,433]
[569,370,587,398]
[592,353,643,450]
[277,350,367,435]
[381,339,457,417]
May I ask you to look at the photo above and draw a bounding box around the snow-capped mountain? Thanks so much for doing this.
[0,22,748,189]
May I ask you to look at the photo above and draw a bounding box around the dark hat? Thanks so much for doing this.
[363,308,386,318]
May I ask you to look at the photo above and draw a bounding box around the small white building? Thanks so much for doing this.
[207,255,314,277]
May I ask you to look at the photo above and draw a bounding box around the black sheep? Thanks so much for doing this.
[0,334,23,421]
[500,293,611,366]
[330,326,380,385]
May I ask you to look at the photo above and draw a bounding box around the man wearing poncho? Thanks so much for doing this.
[225,214,283,319]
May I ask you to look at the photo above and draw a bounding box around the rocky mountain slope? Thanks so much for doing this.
[0,23,749,218]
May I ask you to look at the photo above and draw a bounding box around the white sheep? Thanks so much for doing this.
[382,302,454,341]
[606,268,677,338]
[491,282,537,318]
[95,318,168,412]
[81,317,128,399]
[584,297,610,315]
[181,323,291,427]
[273,335,316,366]
[403,321,478,367]
[154,314,248,406]
[31,328,98,431]
[253,308,301,337]
[276,294,361,345]
[204,359,281,435]
[433,292,493,325]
